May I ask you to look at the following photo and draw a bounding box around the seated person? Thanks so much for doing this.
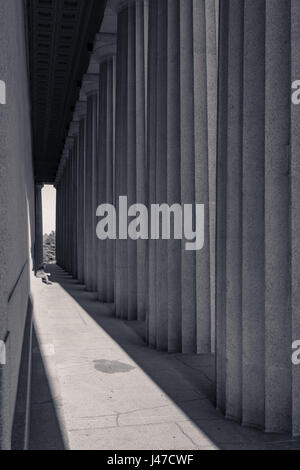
[36,264,52,285]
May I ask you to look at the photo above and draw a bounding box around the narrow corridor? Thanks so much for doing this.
[29,266,300,450]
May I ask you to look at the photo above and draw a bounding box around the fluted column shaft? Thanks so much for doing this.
[206,0,218,352]
[73,135,79,278]
[64,160,68,271]
[70,146,75,276]
[291,0,300,437]
[97,56,116,303]
[92,30,117,303]
[58,181,62,267]
[55,101,86,280]
[83,82,98,292]
[66,153,72,273]
[55,183,60,265]
[136,0,148,322]
[34,184,44,271]
[114,0,149,320]
[58,176,63,268]
[77,109,87,284]
[63,168,67,270]
[147,0,214,353]
[62,170,67,270]
[216,0,300,435]
[61,166,66,270]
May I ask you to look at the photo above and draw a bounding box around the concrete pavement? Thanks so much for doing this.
[29,265,300,450]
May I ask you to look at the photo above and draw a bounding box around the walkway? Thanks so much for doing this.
[29,265,300,450]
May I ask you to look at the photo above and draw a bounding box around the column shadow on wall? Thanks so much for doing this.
[44,264,300,450]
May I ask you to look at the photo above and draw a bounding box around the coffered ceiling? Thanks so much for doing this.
[27,0,107,183]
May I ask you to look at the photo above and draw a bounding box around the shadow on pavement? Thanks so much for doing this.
[40,264,300,450]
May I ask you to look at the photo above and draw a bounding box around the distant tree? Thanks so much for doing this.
[43,231,56,264]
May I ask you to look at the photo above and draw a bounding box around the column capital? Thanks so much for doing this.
[61,150,70,170]
[100,2,117,34]
[81,73,99,97]
[55,148,70,186]
[68,121,80,138]
[109,0,148,14]
[74,101,87,121]
[87,34,117,73]
[79,91,87,102]
[64,136,75,151]
[93,33,117,65]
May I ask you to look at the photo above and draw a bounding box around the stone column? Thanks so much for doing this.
[216,0,300,435]
[64,139,74,275]
[68,122,80,279]
[55,102,86,280]
[67,149,73,275]
[291,0,300,438]
[73,140,78,279]
[112,0,149,321]
[64,152,70,273]
[55,162,61,267]
[55,182,60,265]
[136,0,148,322]
[63,159,68,271]
[147,0,158,347]
[147,0,214,353]
[56,178,62,268]
[59,151,68,271]
[74,100,87,284]
[57,182,62,268]
[60,178,64,269]
[93,33,117,303]
[34,184,44,271]
[206,0,218,352]
[82,75,99,292]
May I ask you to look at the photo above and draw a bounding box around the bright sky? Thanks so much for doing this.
[42,185,56,235]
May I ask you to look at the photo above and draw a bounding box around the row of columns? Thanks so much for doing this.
[56,31,117,303]
[34,184,44,271]
[56,134,79,277]
[56,0,218,355]
[216,0,300,436]
[55,0,300,436]
[147,0,218,353]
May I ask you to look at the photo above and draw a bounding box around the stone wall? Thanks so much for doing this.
[0,0,35,449]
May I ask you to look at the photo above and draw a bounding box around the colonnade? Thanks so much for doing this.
[54,0,300,436]
[56,0,218,355]
[146,0,218,353]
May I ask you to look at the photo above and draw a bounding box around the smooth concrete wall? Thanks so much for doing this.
[0,0,35,449]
